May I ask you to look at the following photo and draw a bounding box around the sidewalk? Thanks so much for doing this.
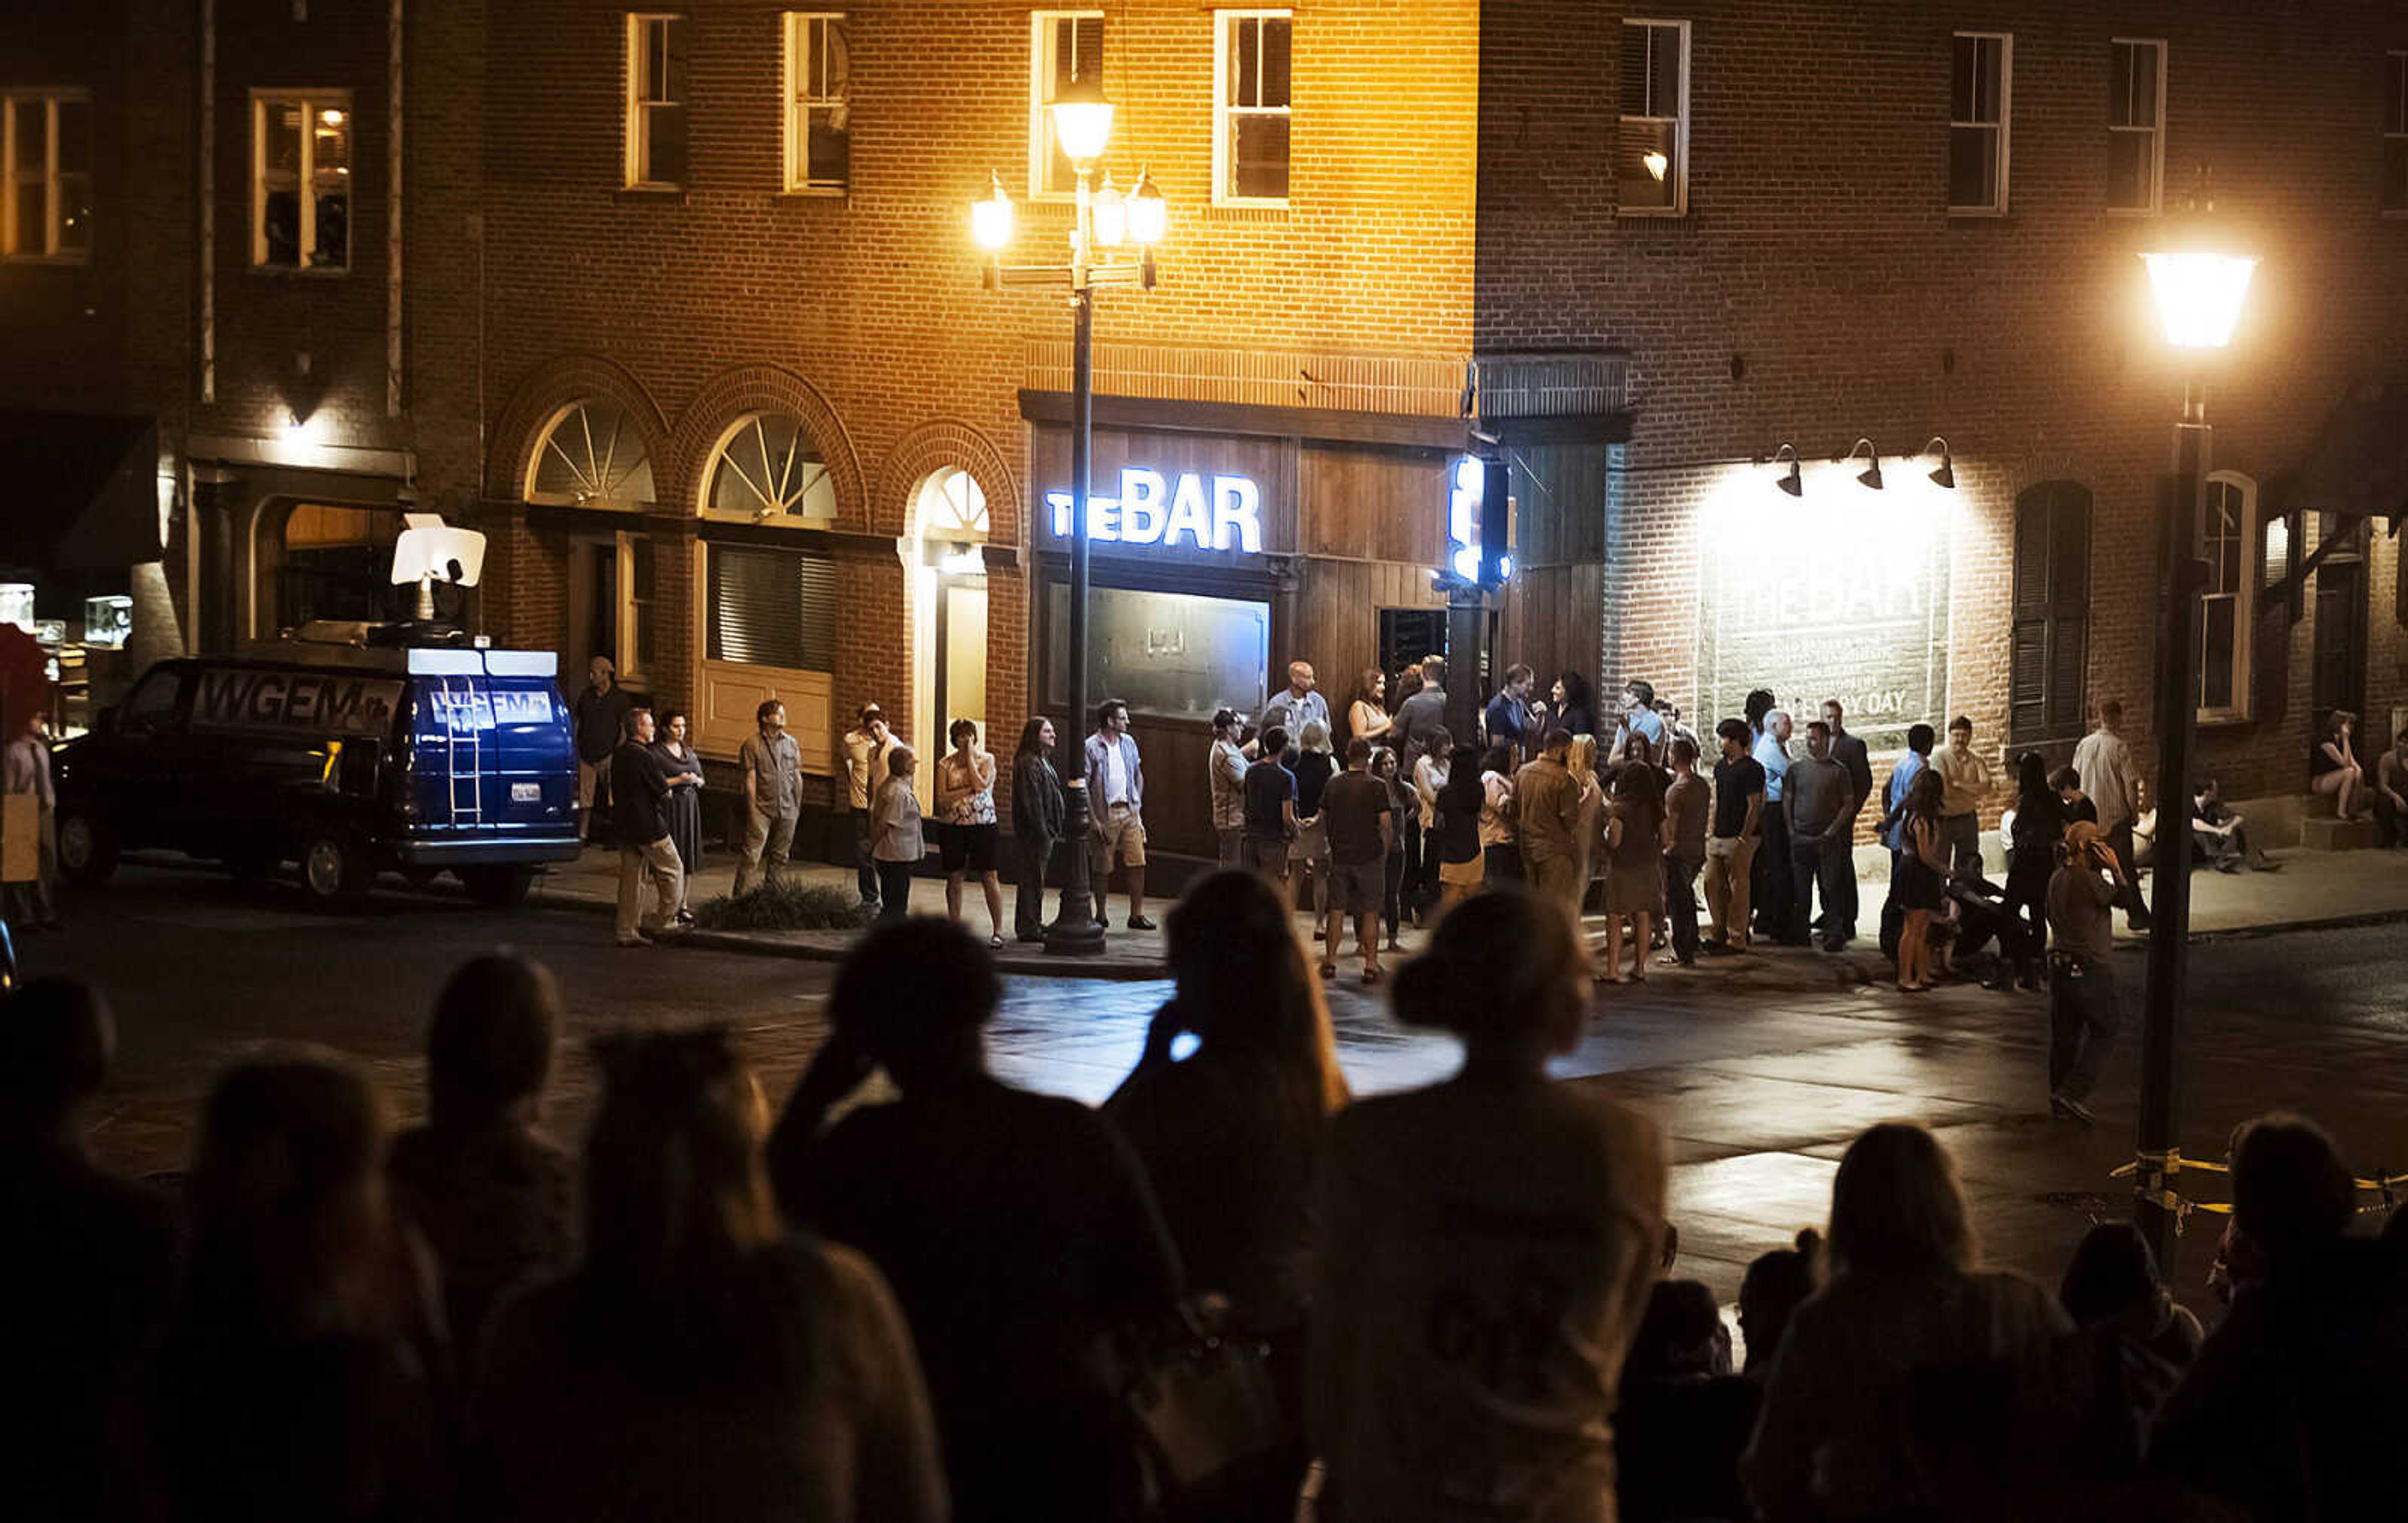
[532,840,2408,976]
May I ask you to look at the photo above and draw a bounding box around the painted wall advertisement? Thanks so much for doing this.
[1695,493,1952,754]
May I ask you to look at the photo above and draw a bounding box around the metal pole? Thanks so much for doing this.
[1046,280,1106,955]
[2136,379,2210,1269]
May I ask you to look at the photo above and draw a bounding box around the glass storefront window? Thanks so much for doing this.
[1046,582,1269,721]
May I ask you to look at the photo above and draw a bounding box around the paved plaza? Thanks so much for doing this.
[44,851,2408,1319]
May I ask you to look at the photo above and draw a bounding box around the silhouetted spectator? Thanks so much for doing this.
[157,1055,450,1523]
[1617,1278,1761,1523]
[769,919,1182,1522]
[470,1026,944,1523]
[1738,1227,1825,1380]
[2150,1112,2408,1521]
[1,979,176,1522]
[2057,1221,2201,1482]
[1310,887,1667,1522]
[1745,1122,2073,1521]
[388,953,577,1362]
[1106,871,1350,1514]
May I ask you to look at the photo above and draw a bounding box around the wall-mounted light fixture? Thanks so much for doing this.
[1921,436,1956,490]
[1765,443,1803,497]
[1842,437,1884,491]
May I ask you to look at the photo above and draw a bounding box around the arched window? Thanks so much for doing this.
[527,400,657,508]
[705,412,835,521]
[914,465,989,540]
[2197,472,2257,721]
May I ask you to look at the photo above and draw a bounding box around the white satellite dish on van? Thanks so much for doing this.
[391,517,488,621]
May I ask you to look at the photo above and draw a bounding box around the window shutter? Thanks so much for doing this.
[2010,619,2049,736]
[2011,482,2092,740]
[707,545,838,669]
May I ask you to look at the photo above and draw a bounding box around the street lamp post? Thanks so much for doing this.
[2133,191,2257,1269]
[972,80,1164,957]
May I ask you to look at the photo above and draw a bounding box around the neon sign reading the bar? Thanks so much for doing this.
[1045,468,1264,552]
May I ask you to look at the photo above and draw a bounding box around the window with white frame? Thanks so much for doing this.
[2,92,92,261]
[1950,32,2011,214]
[2385,51,2407,214]
[528,400,658,508]
[783,13,850,192]
[253,93,351,270]
[1030,10,1104,198]
[705,413,836,521]
[1619,20,1688,215]
[1215,10,1292,206]
[2198,472,2257,720]
[625,13,690,188]
[2108,38,2164,213]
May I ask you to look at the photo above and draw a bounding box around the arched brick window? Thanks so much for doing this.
[704,412,835,522]
[527,399,657,508]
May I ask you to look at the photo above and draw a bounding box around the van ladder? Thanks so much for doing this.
[443,673,484,827]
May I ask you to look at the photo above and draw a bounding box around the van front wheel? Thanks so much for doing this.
[460,864,536,908]
[300,831,370,906]
[57,809,118,885]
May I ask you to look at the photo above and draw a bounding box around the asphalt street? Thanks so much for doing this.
[29,858,2408,1307]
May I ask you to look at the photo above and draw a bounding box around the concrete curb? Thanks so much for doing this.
[532,884,1173,982]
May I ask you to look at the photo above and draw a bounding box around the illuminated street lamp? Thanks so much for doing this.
[2132,182,2257,1270]
[971,84,1164,957]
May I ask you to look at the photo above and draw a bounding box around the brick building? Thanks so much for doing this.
[5,0,2402,865]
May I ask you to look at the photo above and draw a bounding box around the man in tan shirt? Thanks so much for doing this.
[1513,729,1587,919]
[1930,714,1991,882]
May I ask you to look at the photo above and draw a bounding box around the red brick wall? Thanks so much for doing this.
[1479,0,2408,813]
[470,0,1481,776]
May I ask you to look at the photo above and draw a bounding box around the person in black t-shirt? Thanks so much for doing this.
[1242,725,1300,888]
[769,920,1182,1523]
[610,710,691,946]
[1703,719,1766,953]
[572,655,633,842]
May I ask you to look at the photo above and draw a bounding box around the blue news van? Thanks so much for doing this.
[54,633,582,907]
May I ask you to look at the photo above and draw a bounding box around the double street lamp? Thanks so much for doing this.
[971,79,1166,956]
[2132,186,2258,1270]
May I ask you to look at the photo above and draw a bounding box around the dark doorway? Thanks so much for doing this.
[1378,608,1447,682]
[2310,516,2367,745]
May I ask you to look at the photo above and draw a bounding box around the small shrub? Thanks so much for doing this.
[692,882,869,932]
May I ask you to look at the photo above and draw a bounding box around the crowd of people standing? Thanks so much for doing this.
[13,886,2407,1522]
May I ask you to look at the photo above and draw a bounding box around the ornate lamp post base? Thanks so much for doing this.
[1045,778,1107,956]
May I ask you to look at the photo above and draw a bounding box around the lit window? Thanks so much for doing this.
[2197,472,2258,721]
[527,401,657,508]
[2108,39,2164,214]
[1215,10,1292,206]
[2385,51,2407,214]
[1,92,92,261]
[625,13,689,188]
[783,13,850,192]
[1030,10,1103,198]
[1950,32,2011,214]
[1619,20,1689,216]
[705,413,835,521]
[916,466,990,540]
[252,93,351,270]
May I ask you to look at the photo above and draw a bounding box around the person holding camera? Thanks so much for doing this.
[2044,820,2127,1124]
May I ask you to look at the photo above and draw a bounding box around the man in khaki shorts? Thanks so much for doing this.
[1083,698,1154,930]
[1320,737,1395,984]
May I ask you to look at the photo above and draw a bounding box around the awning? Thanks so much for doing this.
[0,410,164,570]
[2281,381,2408,530]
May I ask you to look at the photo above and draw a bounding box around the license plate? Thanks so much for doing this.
[511,783,541,803]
